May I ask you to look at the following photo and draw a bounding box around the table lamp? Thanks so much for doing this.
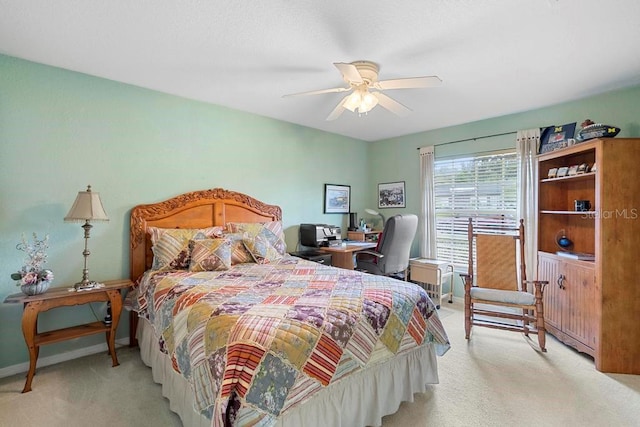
[64,185,109,290]
[364,208,385,229]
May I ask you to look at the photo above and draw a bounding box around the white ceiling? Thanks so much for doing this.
[1,0,639,141]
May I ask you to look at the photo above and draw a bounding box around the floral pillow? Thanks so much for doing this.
[241,227,287,264]
[149,226,224,270]
[188,238,232,272]
[223,232,255,265]
[227,221,286,251]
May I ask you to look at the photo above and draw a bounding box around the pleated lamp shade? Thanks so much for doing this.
[64,185,109,222]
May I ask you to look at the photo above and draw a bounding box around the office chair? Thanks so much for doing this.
[355,214,418,279]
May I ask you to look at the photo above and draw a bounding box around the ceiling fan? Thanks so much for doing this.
[283,61,442,121]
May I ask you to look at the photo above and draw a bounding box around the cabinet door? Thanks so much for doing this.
[562,261,597,350]
[538,254,562,331]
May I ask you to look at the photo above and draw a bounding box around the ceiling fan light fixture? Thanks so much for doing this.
[359,91,378,113]
[343,89,379,115]
[284,60,441,120]
[343,91,362,112]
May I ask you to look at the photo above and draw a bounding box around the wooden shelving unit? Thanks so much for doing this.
[536,138,640,374]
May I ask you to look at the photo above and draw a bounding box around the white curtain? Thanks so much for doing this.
[516,129,540,281]
[419,146,436,259]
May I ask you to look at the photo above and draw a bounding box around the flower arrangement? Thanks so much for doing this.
[11,233,54,290]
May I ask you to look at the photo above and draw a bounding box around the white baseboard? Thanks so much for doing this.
[0,337,130,379]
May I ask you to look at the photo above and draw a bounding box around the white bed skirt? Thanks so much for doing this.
[138,317,439,427]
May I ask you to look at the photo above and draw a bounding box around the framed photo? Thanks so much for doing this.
[567,165,579,176]
[577,163,589,174]
[378,181,406,208]
[324,184,350,214]
[556,166,569,177]
[547,167,558,178]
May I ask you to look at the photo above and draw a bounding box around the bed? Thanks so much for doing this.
[128,188,450,427]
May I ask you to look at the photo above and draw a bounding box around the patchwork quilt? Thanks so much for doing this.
[134,255,450,426]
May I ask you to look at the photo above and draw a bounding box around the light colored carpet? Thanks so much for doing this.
[1,300,638,427]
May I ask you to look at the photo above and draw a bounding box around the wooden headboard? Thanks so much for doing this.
[129,188,282,283]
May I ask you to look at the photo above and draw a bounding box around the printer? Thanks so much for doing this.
[300,223,342,247]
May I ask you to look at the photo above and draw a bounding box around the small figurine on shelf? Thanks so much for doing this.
[555,230,573,251]
[581,119,595,128]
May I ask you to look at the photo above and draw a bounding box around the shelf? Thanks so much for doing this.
[537,140,597,160]
[540,210,596,215]
[34,321,109,346]
[539,251,596,263]
[540,172,595,183]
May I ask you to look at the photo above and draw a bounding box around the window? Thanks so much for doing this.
[434,151,518,270]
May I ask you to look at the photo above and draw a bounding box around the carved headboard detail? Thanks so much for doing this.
[129,188,282,282]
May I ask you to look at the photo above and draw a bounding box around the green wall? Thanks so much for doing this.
[367,84,640,296]
[0,55,369,370]
[1,52,639,371]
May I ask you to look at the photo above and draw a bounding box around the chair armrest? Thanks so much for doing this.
[525,279,549,289]
[355,250,384,259]
[524,280,548,297]
[460,273,474,284]
[460,273,473,292]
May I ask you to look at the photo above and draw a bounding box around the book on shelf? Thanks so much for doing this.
[556,251,595,261]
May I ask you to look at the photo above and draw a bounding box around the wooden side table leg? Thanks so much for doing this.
[21,301,42,393]
[106,290,122,367]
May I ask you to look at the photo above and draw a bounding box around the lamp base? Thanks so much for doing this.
[74,280,103,292]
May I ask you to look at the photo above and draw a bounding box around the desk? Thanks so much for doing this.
[320,242,377,270]
[4,278,132,392]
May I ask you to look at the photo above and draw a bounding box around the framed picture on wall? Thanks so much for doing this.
[324,184,351,214]
[378,181,405,208]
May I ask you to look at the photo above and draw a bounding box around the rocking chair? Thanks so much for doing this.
[461,218,548,352]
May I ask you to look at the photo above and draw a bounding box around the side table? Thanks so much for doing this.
[409,258,454,309]
[4,278,133,393]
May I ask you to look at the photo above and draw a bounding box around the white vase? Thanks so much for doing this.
[20,280,51,296]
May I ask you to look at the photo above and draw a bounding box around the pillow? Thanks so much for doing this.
[223,232,255,265]
[227,221,286,252]
[188,239,232,272]
[241,227,287,264]
[149,226,224,270]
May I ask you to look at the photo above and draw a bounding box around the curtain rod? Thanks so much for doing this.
[417,130,517,149]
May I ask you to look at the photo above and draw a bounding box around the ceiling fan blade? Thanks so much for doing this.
[283,87,350,97]
[373,92,412,117]
[326,98,347,121]
[373,76,442,90]
[334,62,363,84]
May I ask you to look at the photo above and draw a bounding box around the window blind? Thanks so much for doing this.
[434,151,518,270]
